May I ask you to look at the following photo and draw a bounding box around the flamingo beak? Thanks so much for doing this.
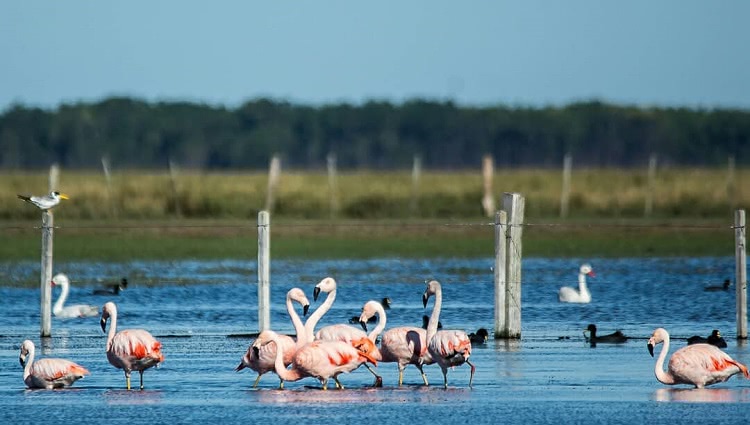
[19,355,26,367]
[253,346,260,357]
[313,287,321,301]
[359,320,368,332]
[422,293,428,308]
[100,317,107,333]
[647,342,655,357]
[303,304,310,316]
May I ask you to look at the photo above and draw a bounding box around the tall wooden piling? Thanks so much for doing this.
[727,155,736,211]
[736,209,747,339]
[481,155,495,218]
[501,193,525,339]
[265,155,281,213]
[560,153,572,218]
[40,211,53,337]
[644,154,657,217]
[257,211,271,332]
[101,156,117,218]
[493,211,508,339]
[327,153,338,218]
[168,159,181,217]
[410,155,422,216]
[48,163,59,191]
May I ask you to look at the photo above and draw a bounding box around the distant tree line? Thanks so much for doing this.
[1,97,749,170]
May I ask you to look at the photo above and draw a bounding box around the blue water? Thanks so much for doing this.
[1,257,748,424]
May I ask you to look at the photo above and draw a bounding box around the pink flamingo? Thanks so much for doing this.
[423,279,475,388]
[307,278,383,386]
[100,301,164,390]
[361,302,434,386]
[253,329,378,390]
[647,327,749,388]
[236,287,310,388]
[19,339,89,389]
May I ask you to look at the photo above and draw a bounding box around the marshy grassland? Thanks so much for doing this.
[0,167,743,261]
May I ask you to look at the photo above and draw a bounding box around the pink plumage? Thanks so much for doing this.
[648,327,748,388]
[101,301,164,390]
[19,340,89,389]
[378,326,433,386]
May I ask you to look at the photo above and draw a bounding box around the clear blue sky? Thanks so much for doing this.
[2,1,749,112]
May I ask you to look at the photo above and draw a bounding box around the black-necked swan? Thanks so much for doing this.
[558,263,595,303]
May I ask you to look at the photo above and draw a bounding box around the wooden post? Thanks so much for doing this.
[101,156,117,218]
[493,210,507,339]
[40,211,53,337]
[327,153,338,218]
[410,154,422,216]
[48,163,59,191]
[257,211,271,332]
[727,155,736,212]
[168,159,181,217]
[560,153,572,218]
[736,209,747,339]
[481,155,495,218]
[265,155,281,213]
[502,192,524,339]
[644,153,657,217]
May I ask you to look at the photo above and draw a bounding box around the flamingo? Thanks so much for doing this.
[423,279,475,388]
[361,301,434,386]
[558,263,595,303]
[687,329,728,348]
[349,297,391,324]
[19,339,89,389]
[253,329,378,390]
[311,281,383,386]
[51,273,99,318]
[647,327,749,388]
[235,287,310,388]
[100,301,164,390]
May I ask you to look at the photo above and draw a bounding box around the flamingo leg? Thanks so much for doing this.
[467,359,475,388]
[252,375,262,388]
[398,367,404,387]
[441,368,449,389]
[321,378,329,390]
[416,364,429,386]
[278,378,284,389]
[333,376,344,389]
[363,363,382,387]
[139,370,144,390]
[125,371,131,390]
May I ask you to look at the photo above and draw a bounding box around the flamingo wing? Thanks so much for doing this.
[670,344,749,386]
[29,358,89,388]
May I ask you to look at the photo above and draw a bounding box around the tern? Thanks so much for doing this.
[17,191,69,210]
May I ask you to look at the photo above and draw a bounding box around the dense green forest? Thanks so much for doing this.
[1,97,749,170]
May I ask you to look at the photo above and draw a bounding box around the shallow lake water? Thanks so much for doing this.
[1,256,749,423]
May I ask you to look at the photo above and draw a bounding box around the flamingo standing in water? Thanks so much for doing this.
[647,327,749,388]
[19,339,89,389]
[308,278,383,386]
[423,279,475,388]
[100,301,164,390]
[361,300,434,386]
[236,287,310,388]
[558,264,595,304]
[254,329,378,390]
[51,273,99,318]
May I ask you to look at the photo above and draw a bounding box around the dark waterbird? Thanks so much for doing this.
[584,324,628,346]
[349,297,391,324]
[687,329,728,348]
[422,315,442,330]
[93,278,128,295]
[704,279,731,292]
[469,328,489,345]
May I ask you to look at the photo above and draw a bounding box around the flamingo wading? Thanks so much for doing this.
[100,301,164,390]
[647,327,749,388]
[52,273,99,318]
[19,340,89,389]
[423,279,475,388]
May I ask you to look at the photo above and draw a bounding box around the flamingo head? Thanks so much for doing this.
[100,301,117,332]
[287,288,310,316]
[580,264,595,277]
[647,327,669,357]
[359,320,368,332]
[313,277,337,301]
[51,273,69,288]
[359,300,381,329]
[353,337,378,366]
[422,279,441,307]
[19,340,33,367]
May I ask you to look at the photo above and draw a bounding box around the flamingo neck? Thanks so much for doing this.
[106,310,118,350]
[270,333,304,382]
[654,334,676,385]
[22,345,34,380]
[426,287,442,342]
[368,304,387,342]
[304,288,336,342]
[53,282,69,314]
[287,296,307,346]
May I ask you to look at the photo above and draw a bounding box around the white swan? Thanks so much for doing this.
[558,263,595,303]
[52,273,99,318]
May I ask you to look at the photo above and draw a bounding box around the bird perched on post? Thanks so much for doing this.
[17,191,69,210]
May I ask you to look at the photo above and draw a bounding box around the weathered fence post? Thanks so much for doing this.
[410,154,422,216]
[501,192,524,339]
[48,163,60,192]
[560,153,572,219]
[644,153,657,217]
[40,210,53,337]
[258,211,271,332]
[327,153,338,218]
[493,210,507,339]
[168,159,181,217]
[101,156,117,218]
[727,155,736,212]
[481,155,495,218]
[265,155,281,213]
[736,209,747,339]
